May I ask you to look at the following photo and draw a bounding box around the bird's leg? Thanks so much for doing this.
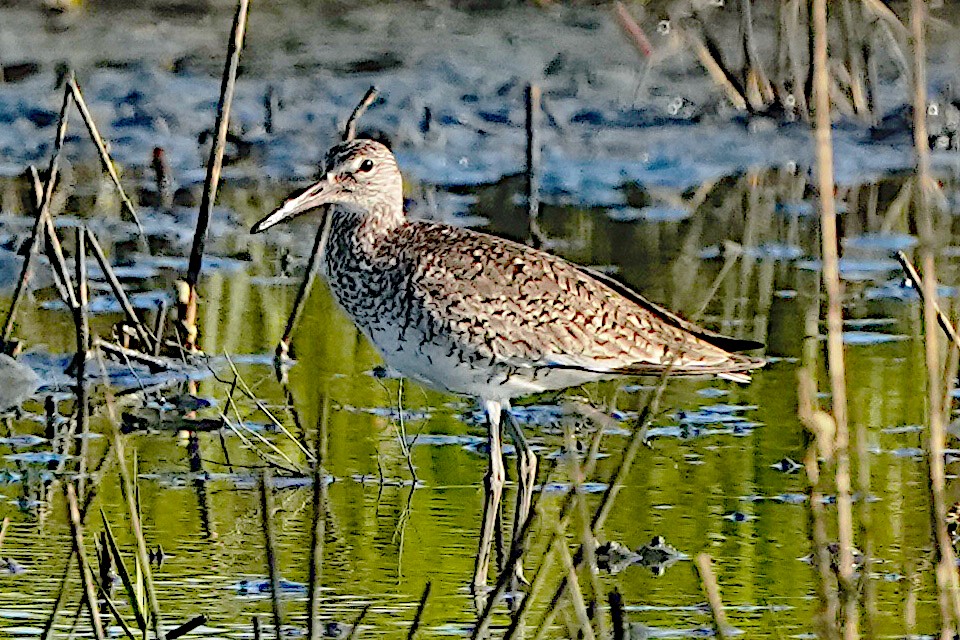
[503,404,538,587]
[473,400,506,596]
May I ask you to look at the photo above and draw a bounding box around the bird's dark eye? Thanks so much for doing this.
[358,159,374,173]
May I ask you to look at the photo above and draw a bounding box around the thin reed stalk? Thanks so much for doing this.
[223,353,314,462]
[564,423,606,638]
[525,84,543,248]
[277,216,331,362]
[613,2,653,58]
[2,85,71,347]
[554,533,595,640]
[406,582,431,640]
[307,393,329,640]
[29,165,75,308]
[812,2,858,638]
[114,429,163,637]
[40,561,74,640]
[65,483,105,640]
[345,605,371,640]
[74,228,90,500]
[278,87,379,359]
[86,230,155,349]
[839,0,870,119]
[343,87,379,141]
[678,18,748,112]
[183,0,250,350]
[739,0,774,108]
[96,583,137,640]
[695,554,730,640]
[66,75,144,237]
[798,365,839,640]
[911,0,960,634]
[260,471,283,640]
[608,589,625,640]
[504,531,561,640]
[534,377,669,637]
[897,252,960,349]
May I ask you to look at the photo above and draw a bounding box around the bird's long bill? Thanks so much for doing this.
[250,178,333,234]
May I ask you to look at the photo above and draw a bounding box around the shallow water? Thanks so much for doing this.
[0,165,953,638]
[2,1,960,638]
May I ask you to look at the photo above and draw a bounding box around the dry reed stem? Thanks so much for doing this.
[564,423,606,638]
[526,84,544,248]
[839,0,870,119]
[343,86,379,141]
[166,615,208,640]
[695,553,730,640]
[0,517,8,553]
[861,0,911,40]
[217,408,299,474]
[86,230,155,349]
[555,534,595,640]
[183,0,250,349]
[277,216,331,361]
[94,338,171,372]
[278,87,379,360]
[406,582,432,640]
[260,470,284,640]
[114,426,163,637]
[100,510,148,632]
[614,2,653,58]
[28,166,76,309]
[534,376,669,637]
[223,353,314,462]
[345,605,371,640]
[74,227,90,501]
[66,75,144,238]
[678,19,748,112]
[96,583,138,640]
[2,85,71,346]
[27,167,64,287]
[40,559,74,640]
[797,370,840,640]
[911,0,960,634]
[739,0,774,107]
[471,463,560,639]
[307,393,329,640]
[65,483,106,640]
[504,530,562,640]
[812,2,858,638]
[897,251,960,349]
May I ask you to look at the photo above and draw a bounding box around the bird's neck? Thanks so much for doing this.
[329,200,405,260]
[360,199,405,235]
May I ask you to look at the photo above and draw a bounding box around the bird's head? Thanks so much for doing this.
[251,139,402,233]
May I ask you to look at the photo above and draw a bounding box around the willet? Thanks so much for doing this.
[251,138,764,588]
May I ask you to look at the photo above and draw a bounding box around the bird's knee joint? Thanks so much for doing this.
[484,468,506,491]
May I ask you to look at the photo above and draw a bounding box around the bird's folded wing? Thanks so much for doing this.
[407,223,762,375]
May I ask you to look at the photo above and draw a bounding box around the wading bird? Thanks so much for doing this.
[251,138,764,589]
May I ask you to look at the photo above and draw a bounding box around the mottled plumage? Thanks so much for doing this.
[254,139,762,399]
[252,137,764,588]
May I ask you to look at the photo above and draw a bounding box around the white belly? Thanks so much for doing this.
[366,324,608,401]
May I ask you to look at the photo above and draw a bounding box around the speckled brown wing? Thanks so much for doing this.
[400,222,764,377]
